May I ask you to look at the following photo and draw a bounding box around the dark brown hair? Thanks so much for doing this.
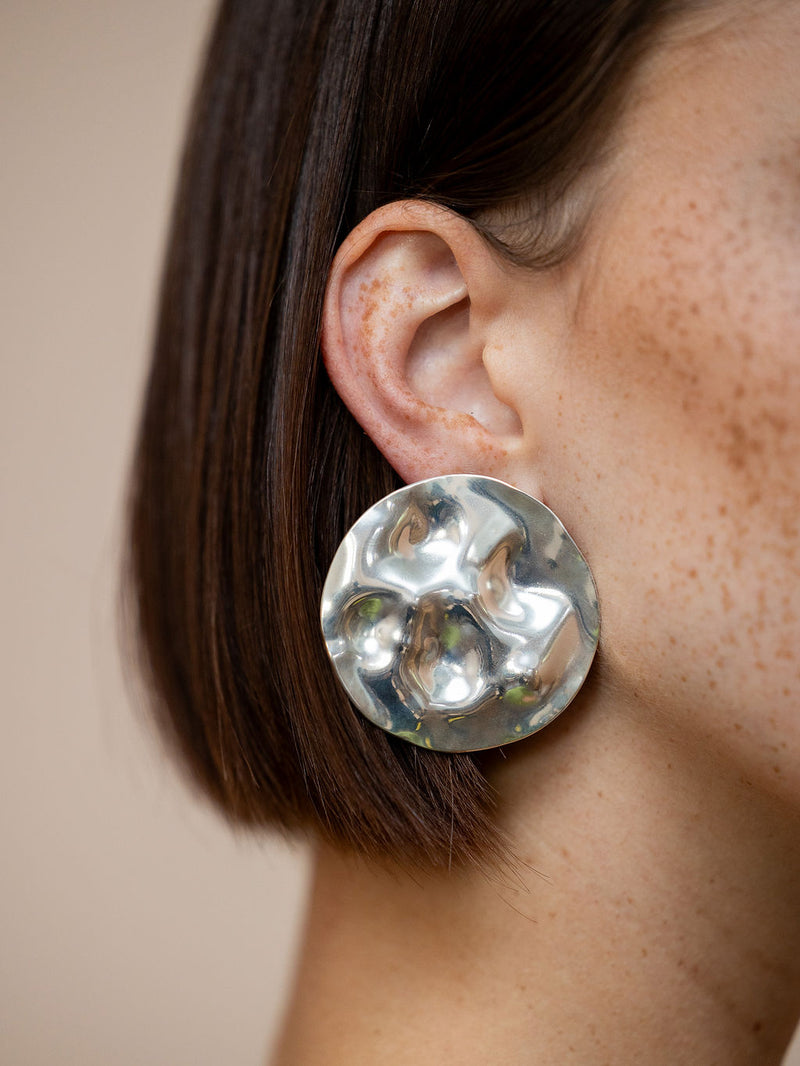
[123,0,697,870]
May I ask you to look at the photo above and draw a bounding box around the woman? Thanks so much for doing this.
[124,0,800,1061]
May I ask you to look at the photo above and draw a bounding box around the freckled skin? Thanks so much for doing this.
[342,233,511,474]
[514,5,800,798]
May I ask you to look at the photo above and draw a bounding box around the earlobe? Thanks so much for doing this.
[321,201,524,485]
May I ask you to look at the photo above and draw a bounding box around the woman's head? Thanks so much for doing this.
[124,0,799,871]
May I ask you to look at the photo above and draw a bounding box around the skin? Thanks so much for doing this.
[272,4,800,1063]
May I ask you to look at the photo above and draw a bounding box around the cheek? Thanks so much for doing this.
[542,196,800,771]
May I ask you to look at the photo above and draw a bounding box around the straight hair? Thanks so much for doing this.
[123,0,697,870]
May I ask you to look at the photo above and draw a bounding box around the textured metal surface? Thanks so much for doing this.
[320,475,600,752]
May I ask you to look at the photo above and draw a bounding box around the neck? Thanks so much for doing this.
[272,686,800,1065]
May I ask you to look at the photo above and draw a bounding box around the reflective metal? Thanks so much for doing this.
[320,475,600,752]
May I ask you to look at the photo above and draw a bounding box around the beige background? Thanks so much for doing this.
[1,3,797,1064]
[0,4,308,1065]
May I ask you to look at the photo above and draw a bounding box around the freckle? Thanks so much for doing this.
[688,568,697,579]
[773,766,781,775]
[734,722,742,731]
[725,422,748,470]
[641,948,648,957]
[669,635,676,645]
[763,411,788,434]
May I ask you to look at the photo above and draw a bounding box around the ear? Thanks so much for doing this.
[321,201,532,486]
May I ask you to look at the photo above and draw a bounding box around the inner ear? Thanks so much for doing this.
[407,296,523,437]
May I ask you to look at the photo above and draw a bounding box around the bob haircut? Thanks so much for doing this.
[124,0,701,870]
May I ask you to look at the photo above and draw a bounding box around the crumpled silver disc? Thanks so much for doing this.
[320,475,599,752]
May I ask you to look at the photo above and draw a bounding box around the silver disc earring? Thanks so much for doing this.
[320,474,600,753]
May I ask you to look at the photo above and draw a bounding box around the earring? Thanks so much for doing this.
[320,475,599,752]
